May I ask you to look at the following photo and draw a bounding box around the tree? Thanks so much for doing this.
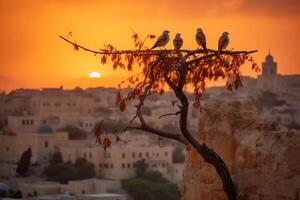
[135,159,148,177]
[16,148,32,177]
[122,171,180,200]
[13,190,23,199]
[142,170,166,182]
[58,126,87,140]
[43,158,95,184]
[172,146,185,163]
[60,30,258,200]
[50,151,63,164]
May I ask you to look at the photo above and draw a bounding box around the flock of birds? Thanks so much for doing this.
[150,28,230,51]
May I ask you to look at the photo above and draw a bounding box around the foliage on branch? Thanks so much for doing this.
[60,33,258,111]
[60,31,258,200]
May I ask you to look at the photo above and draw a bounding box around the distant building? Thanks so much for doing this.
[256,53,300,93]
[0,131,69,164]
[17,179,124,200]
[60,133,174,180]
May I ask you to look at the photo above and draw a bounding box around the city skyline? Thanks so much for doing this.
[1,0,300,92]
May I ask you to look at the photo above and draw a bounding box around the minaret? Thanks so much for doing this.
[259,51,278,92]
[262,51,277,77]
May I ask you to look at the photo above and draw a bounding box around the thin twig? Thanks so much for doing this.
[59,35,257,56]
[158,111,182,119]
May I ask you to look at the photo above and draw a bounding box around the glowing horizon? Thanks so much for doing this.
[1,0,300,92]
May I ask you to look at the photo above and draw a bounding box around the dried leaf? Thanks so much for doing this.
[119,100,126,112]
[116,90,122,104]
[103,136,111,151]
[74,44,79,51]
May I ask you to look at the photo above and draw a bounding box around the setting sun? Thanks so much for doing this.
[89,71,101,79]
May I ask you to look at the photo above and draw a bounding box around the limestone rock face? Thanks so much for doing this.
[180,99,300,200]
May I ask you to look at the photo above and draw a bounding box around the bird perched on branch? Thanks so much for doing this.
[195,28,206,50]
[173,33,183,51]
[150,30,170,50]
[218,32,230,51]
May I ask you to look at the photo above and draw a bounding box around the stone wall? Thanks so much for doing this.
[180,99,300,200]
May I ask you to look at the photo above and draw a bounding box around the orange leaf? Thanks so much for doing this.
[94,120,104,144]
[116,90,122,104]
[103,137,112,151]
[101,55,107,64]
[74,44,79,51]
[119,100,126,112]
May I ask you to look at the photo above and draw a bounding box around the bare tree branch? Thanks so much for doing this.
[125,88,189,146]
[59,35,257,56]
[158,111,182,119]
[165,61,237,200]
[60,32,259,200]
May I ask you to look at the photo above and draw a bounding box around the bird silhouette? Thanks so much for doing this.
[218,32,230,51]
[150,30,170,50]
[195,28,206,50]
[173,33,183,51]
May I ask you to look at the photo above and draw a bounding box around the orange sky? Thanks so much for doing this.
[0,0,300,92]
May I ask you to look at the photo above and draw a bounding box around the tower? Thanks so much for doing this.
[262,52,277,77]
[258,52,278,92]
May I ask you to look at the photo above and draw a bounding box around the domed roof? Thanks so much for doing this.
[0,182,9,191]
[37,124,54,134]
[265,53,274,63]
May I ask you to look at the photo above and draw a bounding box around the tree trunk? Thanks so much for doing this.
[194,143,236,200]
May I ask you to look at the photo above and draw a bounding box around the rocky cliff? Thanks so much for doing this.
[180,99,300,200]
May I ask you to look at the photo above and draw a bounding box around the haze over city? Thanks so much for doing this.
[1,1,300,200]
[1,0,300,92]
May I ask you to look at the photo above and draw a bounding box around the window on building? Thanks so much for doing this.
[165,151,168,156]
[30,120,34,125]
[132,152,135,158]
[127,163,131,168]
[122,153,125,159]
[146,152,149,157]
[45,141,49,148]
[110,164,113,168]
[6,147,9,152]
[99,163,102,168]
[139,152,142,158]
[89,153,92,159]
[22,120,25,125]
[122,163,125,169]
